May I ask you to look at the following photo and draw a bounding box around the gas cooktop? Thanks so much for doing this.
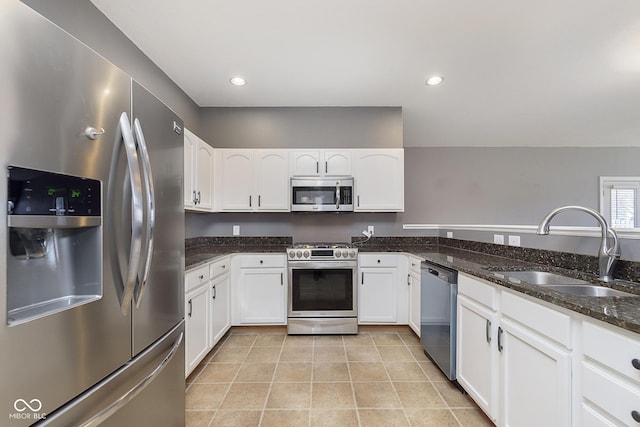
[287,242,357,261]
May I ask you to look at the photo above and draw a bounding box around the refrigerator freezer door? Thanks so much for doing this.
[37,321,185,427]
[131,81,185,356]
[0,2,132,423]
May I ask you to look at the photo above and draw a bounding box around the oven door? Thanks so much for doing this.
[288,261,357,317]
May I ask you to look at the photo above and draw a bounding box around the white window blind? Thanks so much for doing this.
[600,177,640,229]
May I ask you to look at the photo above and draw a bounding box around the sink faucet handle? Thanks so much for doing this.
[606,227,621,257]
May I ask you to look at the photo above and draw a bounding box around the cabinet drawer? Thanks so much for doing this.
[458,273,498,310]
[582,362,640,426]
[185,265,209,292]
[239,254,286,268]
[583,321,640,383]
[408,256,422,274]
[210,256,230,279]
[501,291,571,348]
[359,253,397,268]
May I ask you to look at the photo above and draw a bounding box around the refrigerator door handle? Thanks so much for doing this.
[108,112,144,316]
[78,331,184,427]
[132,118,155,308]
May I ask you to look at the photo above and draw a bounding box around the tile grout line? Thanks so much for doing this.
[374,332,413,426]
[343,333,363,427]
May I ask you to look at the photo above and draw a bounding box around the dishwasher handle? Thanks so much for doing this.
[422,262,457,284]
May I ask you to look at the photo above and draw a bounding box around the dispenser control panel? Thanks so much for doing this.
[8,166,101,216]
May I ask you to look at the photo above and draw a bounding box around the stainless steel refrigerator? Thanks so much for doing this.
[0,2,185,426]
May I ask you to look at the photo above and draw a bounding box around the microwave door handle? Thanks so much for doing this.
[336,182,340,210]
[132,118,155,309]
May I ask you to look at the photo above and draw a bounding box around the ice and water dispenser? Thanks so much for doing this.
[7,166,102,325]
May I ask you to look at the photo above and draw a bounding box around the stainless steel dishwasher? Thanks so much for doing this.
[420,261,458,381]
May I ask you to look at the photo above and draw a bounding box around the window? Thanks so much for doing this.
[600,177,640,229]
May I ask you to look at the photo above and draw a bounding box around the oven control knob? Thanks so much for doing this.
[296,250,302,258]
[303,250,310,258]
[349,251,356,258]
[341,250,349,258]
[288,251,295,259]
[335,251,342,258]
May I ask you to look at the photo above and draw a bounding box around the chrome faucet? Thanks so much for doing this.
[536,205,621,282]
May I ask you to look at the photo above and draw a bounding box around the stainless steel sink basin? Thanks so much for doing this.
[498,270,590,285]
[545,285,636,297]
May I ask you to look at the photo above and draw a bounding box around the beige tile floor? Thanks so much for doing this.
[186,326,494,427]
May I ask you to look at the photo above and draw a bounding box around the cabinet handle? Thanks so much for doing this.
[258,195,261,207]
[361,272,364,285]
[357,195,360,207]
[212,285,216,299]
[222,264,226,269]
[260,260,263,264]
[188,299,192,318]
[249,195,252,207]
[281,273,284,285]
[486,319,492,344]
[631,411,640,423]
[632,359,640,370]
[193,190,197,204]
[407,274,411,286]
[316,161,319,174]
[325,161,328,174]
[197,191,201,204]
[198,274,204,280]
[497,326,503,352]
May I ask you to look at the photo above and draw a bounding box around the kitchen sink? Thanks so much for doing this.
[544,285,636,297]
[491,270,590,285]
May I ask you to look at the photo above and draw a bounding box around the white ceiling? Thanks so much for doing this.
[92,0,640,147]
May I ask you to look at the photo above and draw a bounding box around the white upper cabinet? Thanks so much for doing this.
[219,149,253,210]
[353,149,404,212]
[184,128,214,211]
[254,150,290,211]
[290,150,351,177]
[219,149,289,211]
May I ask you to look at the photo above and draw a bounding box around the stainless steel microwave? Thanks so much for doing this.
[291,177,354,212]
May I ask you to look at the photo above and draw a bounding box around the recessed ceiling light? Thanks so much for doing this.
[425,76,444,86]
[229,77,247,86]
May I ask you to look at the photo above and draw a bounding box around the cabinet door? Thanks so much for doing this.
[457,294,498,421]
[354,149,404,212]
[209,274,230,348]
[220,149,253,210]
[237,268,286,324]
[255,150,289,211]
[185,284,209,376]
[324,151,351,176]
[408,270,421,337]
[358,268,398,323]
[500,318,572,427]
[291,150,321,176]
[183,130,196,208]
[195,140,214,210]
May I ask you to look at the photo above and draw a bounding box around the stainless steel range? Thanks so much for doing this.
[287,243,358,334]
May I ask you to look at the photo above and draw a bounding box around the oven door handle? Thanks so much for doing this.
[288,261,357,269]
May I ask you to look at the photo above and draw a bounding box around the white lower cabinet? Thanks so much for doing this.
[499,317,571,426]
[580,320,640,426]
[358,254,400,323]
[185,256,231,377]
[232,254,287,325]
[185,282,210,376]
[457,273,572,426]
[209,258,231,348]
[407,255,422,337]
[457,283,499,420]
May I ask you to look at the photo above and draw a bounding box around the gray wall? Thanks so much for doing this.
[198,107,402,148]
[187,146,640,260]
[22,0,200,129]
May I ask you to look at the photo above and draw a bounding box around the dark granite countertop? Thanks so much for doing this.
[185,236,640,335]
